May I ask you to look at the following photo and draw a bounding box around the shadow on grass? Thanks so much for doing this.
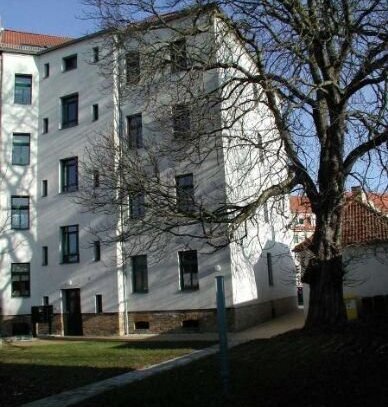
[113,341,216,350]
[0,363,130,407]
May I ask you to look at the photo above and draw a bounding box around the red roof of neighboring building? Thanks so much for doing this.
[289,196,312,213]
[290,192,388,215]
[0,29,71,49]
[294,198,388,252]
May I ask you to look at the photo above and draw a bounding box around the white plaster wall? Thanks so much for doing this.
[214,18,296,306]
[116,17,234,311]
[0,52,39,315]
[303,244,388,315]
[36,37,119,316]
[343,244,388,297]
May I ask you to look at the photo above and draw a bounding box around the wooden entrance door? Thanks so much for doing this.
[63,289,83,336]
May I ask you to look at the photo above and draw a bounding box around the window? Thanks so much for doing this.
[43,296,49,305]
[43,118,49,133]
[293,235,299,244]
[129,192,145,219]
[61,225,79,263]
[170,39,187,72]
[267,253,274,286]
[95,294,103,313]
[61,157,78,192]
[135,321,149,330]
[93,170,100,188]
[298,218,304,225]
[176,174,194,213]
[306,216,312,225]
[44,63,50,78]
[257,132,264,161]
[172,104,191,138]
[132,255,148,293]
[63,54,77,71]
[12,133,30,165]
[127,114,143,148]
[92,104,99,121]
[179,250,199,290]
[42,180,48,197]
[125,51,140,84]
[11,196,29,230]
[42,246,48,266]
[61,93,78,128]
[11,263,30,297]
[92,47,99,63]
[94,241,101,262]
[264,202,269,223]
[14,74,32,104]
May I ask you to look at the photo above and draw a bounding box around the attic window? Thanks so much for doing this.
[63,54,77,71]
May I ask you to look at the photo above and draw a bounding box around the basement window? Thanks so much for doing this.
[134,321,149,330]
[182,319,199,329]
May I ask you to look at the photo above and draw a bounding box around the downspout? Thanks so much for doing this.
[113,35,129,335]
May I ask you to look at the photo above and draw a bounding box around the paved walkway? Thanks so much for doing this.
[22,310,305,407]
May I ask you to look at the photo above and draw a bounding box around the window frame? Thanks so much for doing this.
[11,196,30,230]
[172,104,191,138]
[14,74,32,105]
[179,250,199,291]
[127,113,143,149]
[95,294,103,313]
[61,93,79,129]
[129,191,145,219]
[11,263,30,297]
[42,246,48,266]
[132,255,148,293]
[92,104,99,121]
[125,50,140,84]
[92,47,99,63]
[267,253,274,286]
[94,241,101,262]
[12,133,30,166]
[176,174,195,213]
[61,157,78,193]
[63,54,78,71]
[61,225,79,264]
[44,63,50,78]
[41,180,48,197]
[170,38,188,73]
[43,117,49,134]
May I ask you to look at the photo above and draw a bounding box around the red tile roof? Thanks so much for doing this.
[294,198,388,252]
[0,29,71,49]
[289,196,312,213]
[290,192,388,215]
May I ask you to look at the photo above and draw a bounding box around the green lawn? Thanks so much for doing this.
[77,321,388,407]
[0,339,212,406]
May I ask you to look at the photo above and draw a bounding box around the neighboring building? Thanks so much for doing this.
[294,193,388,317]
[0,8,297,337]
[289,189,388,286]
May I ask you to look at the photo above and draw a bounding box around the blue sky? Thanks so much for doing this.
[0,0,98,37]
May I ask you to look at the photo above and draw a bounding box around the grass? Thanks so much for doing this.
[0,339,213,406]
[76,321,388,407]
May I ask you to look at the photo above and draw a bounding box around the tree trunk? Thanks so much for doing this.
[304,255,347,329]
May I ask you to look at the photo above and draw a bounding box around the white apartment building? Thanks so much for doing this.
[0,8,297,337]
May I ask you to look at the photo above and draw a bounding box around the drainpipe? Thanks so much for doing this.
[113,34,129,335]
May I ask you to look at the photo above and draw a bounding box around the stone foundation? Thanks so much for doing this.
[1,296,297,337]
[231,296,297,331]
[1,315,32,337]
[81,313,120,336]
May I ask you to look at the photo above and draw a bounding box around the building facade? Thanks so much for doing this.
[0,10,297,337]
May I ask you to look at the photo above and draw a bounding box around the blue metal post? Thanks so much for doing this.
[216,275,230,395]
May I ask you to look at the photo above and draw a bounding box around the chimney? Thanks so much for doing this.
[351,186,366,203]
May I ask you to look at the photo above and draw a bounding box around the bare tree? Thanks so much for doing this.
[79,0,388,329]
